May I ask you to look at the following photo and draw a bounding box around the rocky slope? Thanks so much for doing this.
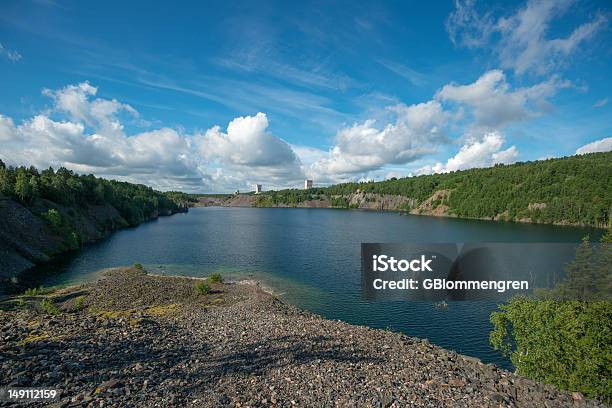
[0,267,605,407]
[0,195,186,286]
[197,192,451,216]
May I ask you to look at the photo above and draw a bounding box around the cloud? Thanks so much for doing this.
[0,81,311,192]
[307,100,449,182]
[199,113,297,166]
[0,43,22,62]
[418,132,519,174]
[304,69,566,183]
[377,59,427,86]
[0,82,314,192]
[436,69,568,128]
[594,98,608,108]
[42,82,138,135]
[446,0,495,48]
[197,112,305,188]
[0,83,206,191]
[575,137,612,154]
[446,0,608,75]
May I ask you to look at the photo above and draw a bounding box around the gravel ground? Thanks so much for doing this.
[0,267,606,407]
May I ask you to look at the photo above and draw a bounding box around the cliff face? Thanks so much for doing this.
[197,192,429,213]
[0,195,185,283]
[198,189,601,227]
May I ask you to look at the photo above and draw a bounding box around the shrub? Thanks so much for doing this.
[195,281,211,295]
[490,298,611,402]
[41,209,63,231]
[208,273,223,284]
[40,298,60,315]
[490,232,612,402]
[133,263,144,271]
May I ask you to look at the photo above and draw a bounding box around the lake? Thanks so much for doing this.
[20,207,603,370]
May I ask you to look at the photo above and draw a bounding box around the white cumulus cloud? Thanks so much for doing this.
[575,137,612,155]
[197,112,305,189]
[0,83,205,191]
[307,100,449,182]
[418,132,519,175]
[437,69,568,128]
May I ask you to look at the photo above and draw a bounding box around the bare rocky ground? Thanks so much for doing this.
[0,268,606,407]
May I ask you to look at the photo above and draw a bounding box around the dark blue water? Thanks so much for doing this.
[22,207,602,369]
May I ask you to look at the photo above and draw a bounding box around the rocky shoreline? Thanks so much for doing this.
[0,267,606,407]
[193,194,605,229]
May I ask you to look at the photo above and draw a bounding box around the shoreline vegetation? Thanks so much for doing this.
[0,161,193,284]
[194,152,611,229]
[0,266,606,407]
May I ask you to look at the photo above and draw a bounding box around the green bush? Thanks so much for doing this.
[40,298,60,315]
[490,298,611,402]
[133,263,144,271]
[490,231,612,402]
[195,281,211,295]
[208,273,223,284]
[41,209,63,231]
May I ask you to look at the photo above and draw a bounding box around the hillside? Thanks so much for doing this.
[249,152,611,228]
[0,162,192,283]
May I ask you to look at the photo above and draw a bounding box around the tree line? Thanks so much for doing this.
[262,152,612,227]
[0,160,192,226]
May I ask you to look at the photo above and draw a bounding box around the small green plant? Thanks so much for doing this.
[208,273,223,284]
[15,298,27,309]
[40,298,60,315]
[41,208,63,230]
[72,295,87,312]
[133,262,144,271]
[195,281,211,295]
[23,286,54,296]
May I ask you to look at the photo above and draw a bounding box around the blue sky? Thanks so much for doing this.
[0,0,611,192]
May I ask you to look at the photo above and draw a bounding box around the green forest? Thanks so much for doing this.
[0,160,192,226]
[262,152,612,227]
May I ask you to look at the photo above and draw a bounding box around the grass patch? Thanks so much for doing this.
[145,304,178,316]
[17,333,50,346]
[195,281,211,295]
[40,298,60,315]
[133,262,145,271]
[72,295,87,312]
[208,272,223,284]
[23,286,56,296]
[94,310,134,319]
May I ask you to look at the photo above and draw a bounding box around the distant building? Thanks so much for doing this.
[304,179,313,189]
[254,184,262,194]
[234,190,240,195]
